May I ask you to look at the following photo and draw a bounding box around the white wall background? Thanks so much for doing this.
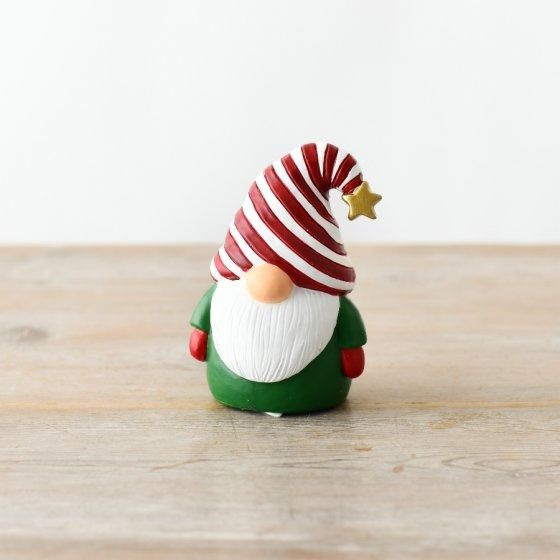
[1,0,559,245]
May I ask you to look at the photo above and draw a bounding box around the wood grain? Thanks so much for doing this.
[1,245,559,559]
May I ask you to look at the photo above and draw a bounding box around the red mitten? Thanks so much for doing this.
[341,347,365,378]
[189,328,208,362]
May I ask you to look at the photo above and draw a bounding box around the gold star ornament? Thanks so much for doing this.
[342,181,382,220]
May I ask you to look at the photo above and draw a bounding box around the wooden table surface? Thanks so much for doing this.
[1,246,559,559]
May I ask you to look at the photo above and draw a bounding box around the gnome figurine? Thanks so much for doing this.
[189,143,381,416]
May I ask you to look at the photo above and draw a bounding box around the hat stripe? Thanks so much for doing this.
[330,148,347,183]
[271,161,343,243]
[210,223,263,282]
[289,148,331,206]
[210,258,225,282]
[333,154,358,189]
[218,247,244,278]
[316,142,327,177]
[346,163,362,182]
[211,224,258,282]
[322,143,338,185]
[282,155,336,224]
[256,174,349,261]
[224,231,252,270]
[214,252,239,280]
[229,222,264,266]
[342,172,363,194]
[302,143,326,193]
[234,209,350,295]
[248,186,355,283]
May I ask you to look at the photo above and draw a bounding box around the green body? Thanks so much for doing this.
[191,285,366,414]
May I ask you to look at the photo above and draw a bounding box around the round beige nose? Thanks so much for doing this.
[245,264,293,303]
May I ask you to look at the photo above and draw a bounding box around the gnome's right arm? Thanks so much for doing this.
[337,296,367,378]
[188,285,216,362]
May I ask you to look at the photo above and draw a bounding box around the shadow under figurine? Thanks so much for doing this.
[189,142,381,416]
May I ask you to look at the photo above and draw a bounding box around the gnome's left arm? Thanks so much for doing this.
[337,296,367,378]
[188,285,216,362]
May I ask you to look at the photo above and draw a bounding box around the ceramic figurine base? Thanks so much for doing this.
[190,284,366,415]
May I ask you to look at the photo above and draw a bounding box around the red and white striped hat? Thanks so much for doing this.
[210,142,365,295]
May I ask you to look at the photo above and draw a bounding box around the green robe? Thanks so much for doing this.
[190,284,367,414]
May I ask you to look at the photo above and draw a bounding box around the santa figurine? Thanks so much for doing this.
[189,142,381,416]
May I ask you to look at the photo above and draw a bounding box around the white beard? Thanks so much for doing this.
[210,280,340,383]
